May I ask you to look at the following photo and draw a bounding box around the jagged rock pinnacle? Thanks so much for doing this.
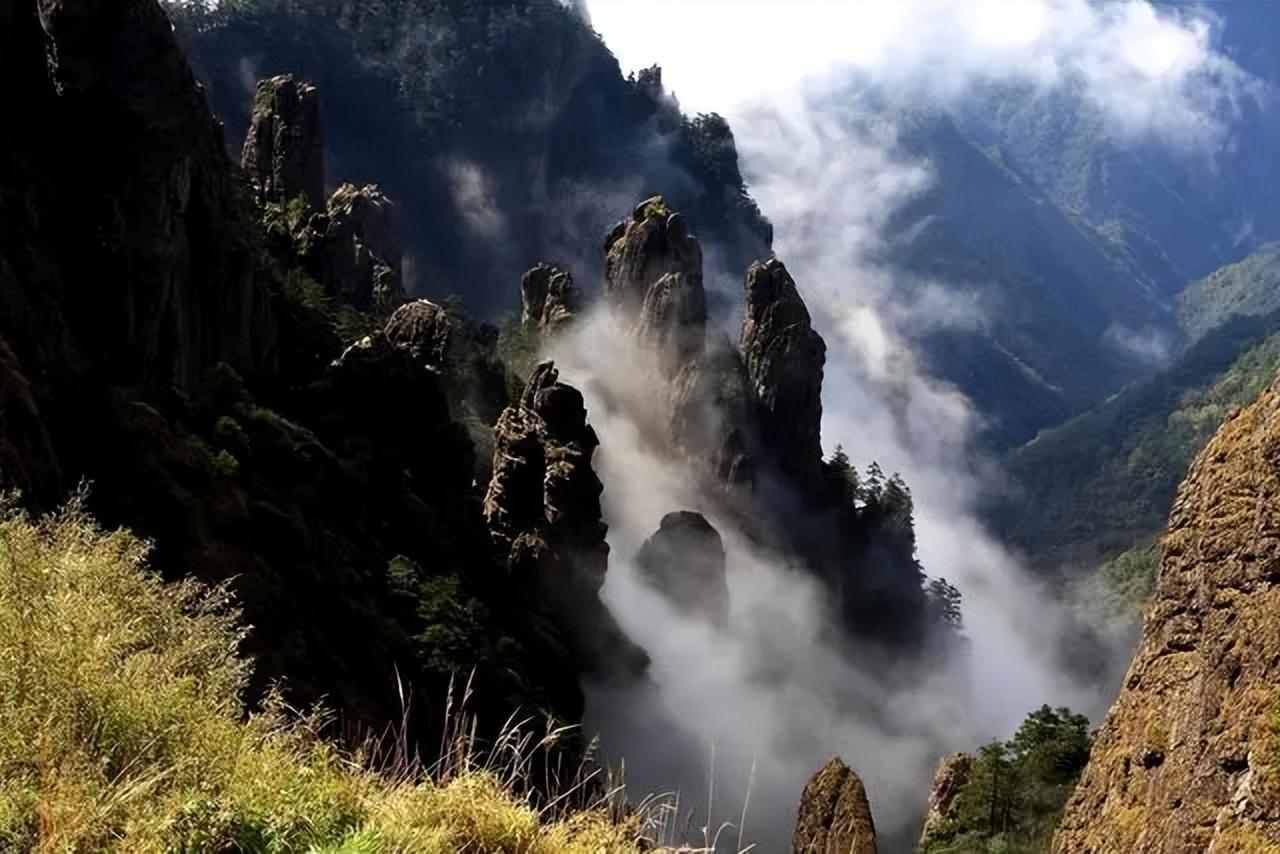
[792,757,878,854]
[741,257,827,486]
[604,196,706,376]
[242,74,326,209]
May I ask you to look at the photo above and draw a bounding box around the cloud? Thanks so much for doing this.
[587,0,1260,152]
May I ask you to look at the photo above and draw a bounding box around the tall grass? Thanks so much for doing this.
[0,498,732,853]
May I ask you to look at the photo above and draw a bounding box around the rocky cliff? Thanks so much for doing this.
[1053,374,1280,852]
[792,757,879,854]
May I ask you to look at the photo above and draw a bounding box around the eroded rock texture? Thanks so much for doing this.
[521,262,577,335]
[741,257,827,486]
[793,757,878,854]
[242,74,325,209]
[1053,374,1280,853]
[301,182,404,311]
[383,299,452,369]
[919,753,973,847]
[604,196,706,376]
[485,362,646,677]
[636,511,729,626]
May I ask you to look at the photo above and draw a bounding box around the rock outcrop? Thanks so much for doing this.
[919,753,973,846]
[485,362,646,677]
[635,511,730,626]
[741,258,827,486]
[297,182,404,311]
[604,196,706,376]
[383,299,453,369]
[242,74,325,209]
[521,263,577,335]
[1053,374,1280,853]
[793,757,878,854]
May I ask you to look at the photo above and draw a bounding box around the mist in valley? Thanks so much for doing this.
[528,1,1263,848]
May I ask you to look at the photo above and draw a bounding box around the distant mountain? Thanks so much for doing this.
[989,304,1280,576]
[1178,241,1280,341]
[883,110,1175,447]
[950,2,1280,291]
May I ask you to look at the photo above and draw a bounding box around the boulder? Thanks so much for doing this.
[635,511,729,626]
[384,299,452,369]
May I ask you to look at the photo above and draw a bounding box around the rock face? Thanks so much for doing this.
[919,753,974,846]
[25,0,275,389]
[521,263,577,335]
[635,511,730,626]
[300,182,404,311]
[741,258,827,486]
[1053,374,1280,853]
[793,757,878,854]
[484,362,646,677]
[242,74,325,209]
[604,196,706,375]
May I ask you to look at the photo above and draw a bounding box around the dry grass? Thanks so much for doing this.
[0,498,739,853]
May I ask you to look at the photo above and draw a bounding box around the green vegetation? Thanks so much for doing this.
[168,0,770,318]
[1177,243,1280,342]
[922,706,1091,854]
[990,311,1280,581]
[0,501,664,853]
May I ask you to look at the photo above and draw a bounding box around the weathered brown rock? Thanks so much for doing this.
[521,263,577,335]
[740,258,826,486]
[919,753,973,846]
[793,757,878,854]
[635,511,729,626]
[242,74,325,210]
[307,183,404,311]
[484,362,645,677]
[383,299,452,369]
[1053,374,1280,853]
[604,196,705,375]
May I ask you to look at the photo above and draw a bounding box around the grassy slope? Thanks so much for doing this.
[0,503,655,853]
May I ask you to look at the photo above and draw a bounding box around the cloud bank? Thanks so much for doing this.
[587,0,1258,151]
